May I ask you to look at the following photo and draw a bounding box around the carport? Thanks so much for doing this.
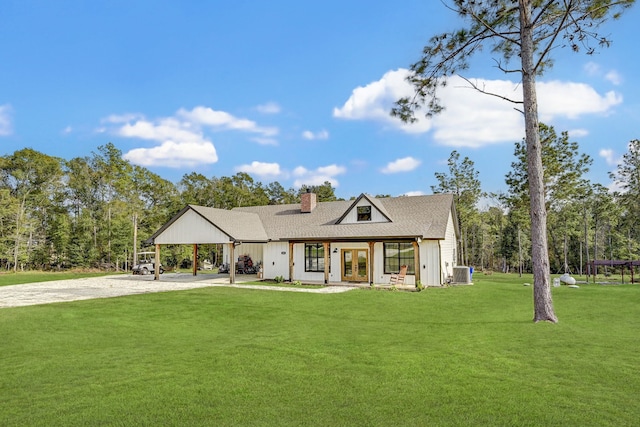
[590,259,640,284]
[146,205,268,283]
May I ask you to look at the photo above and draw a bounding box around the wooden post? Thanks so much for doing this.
[323,242,330,284]
[289,241,294,282]
[193,244,198,276]
[229,243,235,284]
[413,241,421,285]
[154,244,160,281]
[368,241,375,285]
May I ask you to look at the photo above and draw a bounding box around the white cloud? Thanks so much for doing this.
[0,104,13,136]
[104,106,280,168]
[605,70,622,86]
[119,116,216,167]
[236,161,282,178]
[537,81,622,121]
[251,137,279,146]
[62,126,73,134]
[430,77,525,147]
[317,164,345,176]
[302,129,329,140]
[381,156,421,174]
[124,140,218,168]
[403,190,426,196]
[334,69,623,148]
[177,106,278,137]
[255,102,281,114]
[568,128,589,138]
[599,148,620,166]
[292,164,346,188]
[584,62,600,76]
[333,68,432,133]
[103,113,144,124]
[119,117,204,144]
[584,61,623,85]
[606,181,625,194]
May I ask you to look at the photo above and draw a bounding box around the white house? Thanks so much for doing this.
[148,192,460,286]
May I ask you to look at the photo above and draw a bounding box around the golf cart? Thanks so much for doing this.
[132,251,164,275]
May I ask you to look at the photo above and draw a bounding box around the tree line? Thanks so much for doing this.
[437,126,640,277]
[1,131,639,274]
[0,143,337,272]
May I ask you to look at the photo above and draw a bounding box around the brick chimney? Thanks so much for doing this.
[301,190,317,213]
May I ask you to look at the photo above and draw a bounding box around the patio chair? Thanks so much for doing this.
[390,265,408,285]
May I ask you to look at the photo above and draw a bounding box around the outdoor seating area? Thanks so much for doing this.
[390,265,408,285]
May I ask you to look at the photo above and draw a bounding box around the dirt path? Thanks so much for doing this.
[0,274,357,309]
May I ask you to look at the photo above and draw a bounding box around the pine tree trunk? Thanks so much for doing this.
[13,208,20,273]
[594,215,599,276]
[519,0,558,323]
[549,226,561,273]
[518,227,523,277]
[584,206,590,279]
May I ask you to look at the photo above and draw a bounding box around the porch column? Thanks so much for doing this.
[154,244,160,281]
[323,242,330,284]
[413,240,421,285]
[368,241,375,285]
[289,242,294,282]
[192,244,198,276]
[229,242,235,284]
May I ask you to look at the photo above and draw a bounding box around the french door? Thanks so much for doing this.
[341,249,368,282]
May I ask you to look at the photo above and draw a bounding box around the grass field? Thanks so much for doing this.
[1,273,638,426]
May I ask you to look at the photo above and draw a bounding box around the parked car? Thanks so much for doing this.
[132,252,164,275]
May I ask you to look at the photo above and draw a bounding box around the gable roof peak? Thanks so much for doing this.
[335,193,393,224]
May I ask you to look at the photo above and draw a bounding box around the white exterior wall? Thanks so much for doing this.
[325,242,370,283]
[287,241,375,283]
[154,209,232,245]
[420,240,441,286]
[372,242,392,284]
[440,211,458,283]
[372,241,444,286]
[222,242,289,278]
[262,242,289,279]
[292,243,324,282]
[220,237,452,286]
[373,242,417,286]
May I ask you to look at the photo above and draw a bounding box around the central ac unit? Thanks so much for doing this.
[452,266,471,284]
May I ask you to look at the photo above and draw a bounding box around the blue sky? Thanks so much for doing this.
[1,1,638,201]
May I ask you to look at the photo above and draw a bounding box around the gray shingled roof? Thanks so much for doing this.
[232,193,456,241]
[189,205,269,242]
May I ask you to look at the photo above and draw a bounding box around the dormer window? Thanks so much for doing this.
[357,205,371,222]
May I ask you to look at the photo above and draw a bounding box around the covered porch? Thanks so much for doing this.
[283,239,426,286]
[146,205,269,284]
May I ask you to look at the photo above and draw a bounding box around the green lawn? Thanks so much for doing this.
[1,274,639,426]
[0,271,114,287]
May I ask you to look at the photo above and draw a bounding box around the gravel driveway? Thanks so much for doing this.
[0,273,357,309]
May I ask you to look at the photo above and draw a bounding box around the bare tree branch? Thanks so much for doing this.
[533,1,574,73]
[457,75,524,105]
